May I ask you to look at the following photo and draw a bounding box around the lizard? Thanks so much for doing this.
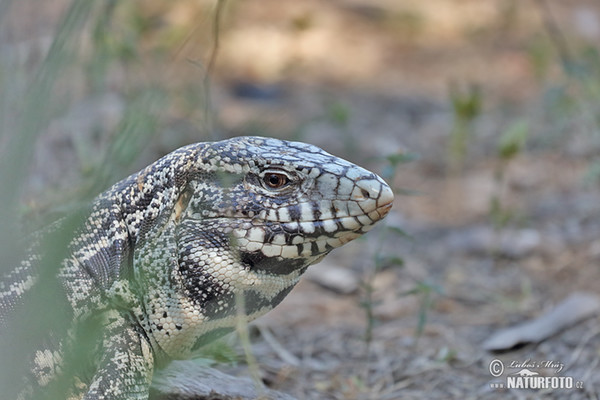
[0,136,394,399]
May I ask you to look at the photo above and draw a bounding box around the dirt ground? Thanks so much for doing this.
[4,1,600,399]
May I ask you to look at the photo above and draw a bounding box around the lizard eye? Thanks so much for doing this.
[262,172,290,189]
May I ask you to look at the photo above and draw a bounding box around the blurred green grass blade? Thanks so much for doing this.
[0,1,96,398]
[0,0,95,251]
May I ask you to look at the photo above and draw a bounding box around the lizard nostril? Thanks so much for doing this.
[360,188,370,198]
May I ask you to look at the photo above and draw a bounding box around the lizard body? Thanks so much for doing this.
[0,136,393,399]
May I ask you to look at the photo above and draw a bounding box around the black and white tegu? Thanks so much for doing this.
[0,136,394,399]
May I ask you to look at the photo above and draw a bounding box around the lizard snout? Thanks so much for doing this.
[350,177,394,223]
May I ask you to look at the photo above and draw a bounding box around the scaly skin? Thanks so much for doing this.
[0,136,394,399]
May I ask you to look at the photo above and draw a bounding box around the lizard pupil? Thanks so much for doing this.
[264,173,288,189]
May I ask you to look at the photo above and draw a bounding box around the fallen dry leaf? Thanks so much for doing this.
[483,292,600,351]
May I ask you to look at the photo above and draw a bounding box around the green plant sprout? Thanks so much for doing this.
[448,83,482,174]
[490,119,528,230]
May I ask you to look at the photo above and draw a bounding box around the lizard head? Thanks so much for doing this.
[137,136,393,357]
[181,136,394,269]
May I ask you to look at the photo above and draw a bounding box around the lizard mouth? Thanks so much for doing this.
[204,196,395,237]
[226,201,393,257]
[190,195,394,255]
[374,199,393,218]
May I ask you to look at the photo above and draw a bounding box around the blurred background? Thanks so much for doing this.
[2,0,600,399]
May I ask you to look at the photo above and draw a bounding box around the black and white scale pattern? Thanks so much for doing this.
[0,136,394,399]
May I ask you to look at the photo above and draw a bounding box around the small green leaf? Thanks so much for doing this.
[450,83,482,121]
[386,152,420,167]
[386,225,413,239]
[328,102,350,127]
[358,299,382,309]
[498,120,528,160]
[383,256,405,268]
